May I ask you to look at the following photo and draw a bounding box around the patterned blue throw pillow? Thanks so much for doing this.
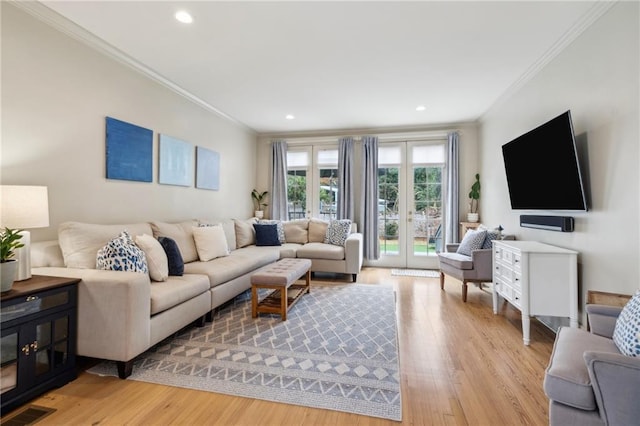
[456,229,488,256]
[613,290,640,357]
[96,230,148,273]
[324,219,352,246]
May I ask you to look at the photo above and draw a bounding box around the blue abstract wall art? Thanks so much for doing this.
[105,117,153,182]
[196,146,220,190]
[158,134,194,187]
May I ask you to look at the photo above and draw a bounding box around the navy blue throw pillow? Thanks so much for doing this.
[157,236,184,276]
[253,223,281,246]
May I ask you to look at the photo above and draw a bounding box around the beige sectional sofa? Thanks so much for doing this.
[30,217,363,378]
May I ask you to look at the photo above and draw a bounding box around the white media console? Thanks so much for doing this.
[492,240,578,345]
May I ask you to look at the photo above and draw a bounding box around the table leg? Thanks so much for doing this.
[251,285,258,318]
[281,287,287,321]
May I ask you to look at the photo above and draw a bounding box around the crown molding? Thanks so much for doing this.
[11,0,256,134]
[480,0,617,121]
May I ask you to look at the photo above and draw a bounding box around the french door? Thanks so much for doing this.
[374,141,445,269]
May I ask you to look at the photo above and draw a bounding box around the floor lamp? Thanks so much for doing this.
[0,185,50,281]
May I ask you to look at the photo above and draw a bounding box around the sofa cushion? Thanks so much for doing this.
[234,218,257,248]
[253,223,281,246]
[279,243,302,259]
[437,252,474,270]
[58,221,153,269]
[150,221,199,263]
[96,231,148,273]
[158,237,184,276]
[456,229,487,256]
[184,245,280,287]
[324,219,352,246]
[135,234,169,282]
[283,219,308,244]
[544,326,620,410]
[613,290,640,356]
[192,224,230,261]
[296,242,345,260]
[308,218,329,243]
[258,220,285,244]
[149,274,210,315]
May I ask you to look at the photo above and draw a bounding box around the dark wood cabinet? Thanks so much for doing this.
[1,275,79,415]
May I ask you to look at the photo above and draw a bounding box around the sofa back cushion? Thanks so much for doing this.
[59,221,153,269]
[150,221,199,263]
[308,218,329,243]
[234,218,257,248]
[283,219,309,244]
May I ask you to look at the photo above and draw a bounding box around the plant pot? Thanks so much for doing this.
[255,210,264,219]
[467,213,479,223]
[1,260,19,293]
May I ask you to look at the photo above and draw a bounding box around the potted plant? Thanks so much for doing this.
[467,173,480,222]
[251,189,269,219]
[1,228,24,292]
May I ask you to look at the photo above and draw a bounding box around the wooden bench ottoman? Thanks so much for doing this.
[250,258,312,321]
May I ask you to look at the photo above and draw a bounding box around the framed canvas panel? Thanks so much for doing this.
[105,117,153,182]
[196,146,220,190]
[158,134,194,187]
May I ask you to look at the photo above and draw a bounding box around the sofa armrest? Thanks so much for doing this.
[584,351,640,425]
[586,304,623,338]
[33,267,151,362]
[470,249,493,279]
[344,232,363,274]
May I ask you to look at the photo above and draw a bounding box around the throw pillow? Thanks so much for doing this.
[324,219,352,246]
[234,218,257,248]
[150,221,199,263]
[456,229,488,256]
[253,223,281,246]
[134,234,169,282]
[96,231,148,273]
[157,236,184,276]
[478,224,500,249]
[258,220,285,244]
[308,218,329,243]
[192,225,230,261]
[283,219,309,244]
[613,290,640,357]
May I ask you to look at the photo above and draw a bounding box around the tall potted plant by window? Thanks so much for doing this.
[1,228,24,292]
[467,173,480,222]
[251,189,268,219]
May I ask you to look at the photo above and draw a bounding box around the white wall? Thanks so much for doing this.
[479,2,640,311]
[1,3,258,241]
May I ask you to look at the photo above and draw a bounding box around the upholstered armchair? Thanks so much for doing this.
[544,301,640,425]
[438,234,514,302]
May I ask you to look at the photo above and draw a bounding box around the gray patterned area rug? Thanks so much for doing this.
[391,269,440,278]
[88,284,401,421]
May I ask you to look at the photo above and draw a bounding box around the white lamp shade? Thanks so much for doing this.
[1,185,50,229]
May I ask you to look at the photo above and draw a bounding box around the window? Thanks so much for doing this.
[286,150,309,220]
[317,149,338,220]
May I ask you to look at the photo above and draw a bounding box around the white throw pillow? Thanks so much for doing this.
[135,234,169,282]
[456,229,488,256]
[193,225,230,261]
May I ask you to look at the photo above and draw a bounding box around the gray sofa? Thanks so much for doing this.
[31,218,363,378]
[543,303,640,425]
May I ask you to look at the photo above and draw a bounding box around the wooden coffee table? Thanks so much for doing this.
[251,258,312,321]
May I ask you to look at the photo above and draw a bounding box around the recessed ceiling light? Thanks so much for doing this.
[416,105,426,111]
[285,114,295,120]
[175,11,193,24]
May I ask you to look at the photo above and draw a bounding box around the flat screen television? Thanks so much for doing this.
[502,110,587,211]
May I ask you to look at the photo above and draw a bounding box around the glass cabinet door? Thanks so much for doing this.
[0,331,18,394]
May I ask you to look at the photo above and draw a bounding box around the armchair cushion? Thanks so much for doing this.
[612,290,640,357]
[456,229,487,256]
[437,252,474,270]
[544,326,619,411]
[586,304,623,338]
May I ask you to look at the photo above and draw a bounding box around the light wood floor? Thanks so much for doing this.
[3,267,555,425]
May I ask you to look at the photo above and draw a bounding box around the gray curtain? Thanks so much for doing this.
[337,137,355,220]
[271,140,288,221]
[445,132,459,244]
[360,136,379,260]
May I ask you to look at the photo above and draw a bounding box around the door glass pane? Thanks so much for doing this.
[287,170,307,220]
[413,166,443,255]
[1,333,18,394]
[412,145,445,164]
[287,151,308,167]
[379,167,399,255]
[36,350,50,376]
[54,317,68,341]
[319,168,338,220]
[54,342,68,367]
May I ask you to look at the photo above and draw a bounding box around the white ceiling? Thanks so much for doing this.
[38,1,605,134]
